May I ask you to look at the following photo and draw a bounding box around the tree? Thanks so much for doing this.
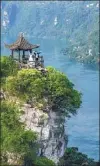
[1,100,38,165]
[6,67,82,116]
[1,56,19,77]
[34,157,56,166]
[5,68,47,105]
[46,66,82,115]
[58,147,97,166]
[1,100,56,166]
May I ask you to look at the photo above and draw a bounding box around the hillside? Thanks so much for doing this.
[1,1,99,65]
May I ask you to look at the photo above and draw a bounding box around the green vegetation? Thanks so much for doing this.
[58,147,97,166]
[5,68,47,104]
[1,56,97,166]
[1,56,19,87]
[64,1,99,65]
[1,99,56,166]
[1,100,38,165]
[1,56,19,77]
[4,66,81,116]
[46,67,81,115]
[34,157,56,166]
[65,26,99,65]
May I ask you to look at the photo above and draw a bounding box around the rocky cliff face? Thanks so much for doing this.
[20,104,68,164]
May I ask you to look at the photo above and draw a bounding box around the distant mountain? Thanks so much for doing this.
[1,1,99,65]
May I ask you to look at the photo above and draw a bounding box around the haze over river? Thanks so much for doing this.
[2,37,99,161]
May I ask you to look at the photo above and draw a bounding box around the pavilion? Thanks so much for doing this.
[5,33,40,63]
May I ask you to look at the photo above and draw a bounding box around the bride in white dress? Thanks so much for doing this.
[28,52,35,68]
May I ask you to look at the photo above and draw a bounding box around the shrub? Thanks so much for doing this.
[6,68,47,103]
[1,56,19,77]
[1,100,38,165]
[46,66,82,114]
[5,67,82,116]
[58,147,97,166]
[34,157,56,166]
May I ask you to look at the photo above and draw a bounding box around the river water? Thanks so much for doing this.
[2,37,99,161]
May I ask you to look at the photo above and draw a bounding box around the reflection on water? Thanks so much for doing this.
[1,36,99,161]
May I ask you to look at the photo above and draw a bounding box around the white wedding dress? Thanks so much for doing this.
[29,54,33,62]
[28,53,35,67]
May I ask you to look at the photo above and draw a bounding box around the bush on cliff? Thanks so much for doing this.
[1,56,19,77]
[1,100,38,165]
[46,66,82,115]
[34,157,56,166]
[6,67,82,115]
[58,147,97,166]
[1,101,56,166]
[6,68,47,104]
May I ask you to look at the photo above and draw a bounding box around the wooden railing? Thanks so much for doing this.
[11,55,44,68]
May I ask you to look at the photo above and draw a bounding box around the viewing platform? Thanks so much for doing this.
[5,33,46,71]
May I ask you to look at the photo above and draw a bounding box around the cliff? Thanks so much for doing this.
[20,103,68,164]
[1,59,82,165]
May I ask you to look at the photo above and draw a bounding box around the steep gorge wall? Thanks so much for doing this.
[20,104,68,164]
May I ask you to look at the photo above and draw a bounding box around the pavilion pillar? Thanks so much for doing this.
[11,50,14,59]
[30,49,32,53]
[23,50,25,57]
[22,50,25,62]
[19,50,20,62]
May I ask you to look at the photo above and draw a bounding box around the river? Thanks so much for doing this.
[1,37,99,161]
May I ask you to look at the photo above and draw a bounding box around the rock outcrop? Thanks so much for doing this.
[20,104,68,164]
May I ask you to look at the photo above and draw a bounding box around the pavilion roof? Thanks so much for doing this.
[5,34,39,50]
